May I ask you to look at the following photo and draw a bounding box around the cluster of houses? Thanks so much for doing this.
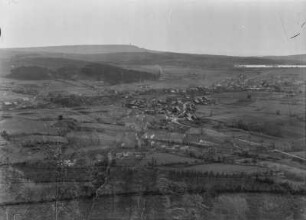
[135,85,212,98]
[193,96,215,105]
[1,97,33,110]
[125,99,146,109]
[124,95,210,121]
[211,73,302,94]
[115,151,144,159]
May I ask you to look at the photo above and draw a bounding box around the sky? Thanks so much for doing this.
[0,0,305,56]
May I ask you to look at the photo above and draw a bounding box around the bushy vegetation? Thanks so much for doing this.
[0,130,10,140]
[53,65,80,79]
[8,66,53,80]
[7,63,159,84]
[80,63,159,84]
[167,169,305,195]
[48,94,116,107]
[230,119,283,137]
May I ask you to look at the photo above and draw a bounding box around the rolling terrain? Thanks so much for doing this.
[0,45,306,219]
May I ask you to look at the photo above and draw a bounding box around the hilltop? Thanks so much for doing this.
[0,44,148,54]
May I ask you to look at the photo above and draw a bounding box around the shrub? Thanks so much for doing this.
[0,130,10,140]
[8,66,53,80]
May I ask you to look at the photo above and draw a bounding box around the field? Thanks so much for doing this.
[182,164,267,174]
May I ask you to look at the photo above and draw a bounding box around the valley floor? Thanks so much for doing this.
[0,69,306,219]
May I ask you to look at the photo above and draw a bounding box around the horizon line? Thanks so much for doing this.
[0,43,305,58]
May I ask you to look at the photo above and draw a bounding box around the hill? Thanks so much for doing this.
[1,44,148,54]
[1,45,306,85]
[66,52,306,68]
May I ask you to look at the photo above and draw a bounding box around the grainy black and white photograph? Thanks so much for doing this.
[0,0,306,219]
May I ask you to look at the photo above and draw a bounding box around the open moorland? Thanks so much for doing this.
[0,45,306,220]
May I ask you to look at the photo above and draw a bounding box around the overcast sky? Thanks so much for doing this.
[0,0,305,56]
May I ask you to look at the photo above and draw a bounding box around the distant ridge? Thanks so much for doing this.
[1,44,306,59]
[264,54,306,63]
[1,44,148,54]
